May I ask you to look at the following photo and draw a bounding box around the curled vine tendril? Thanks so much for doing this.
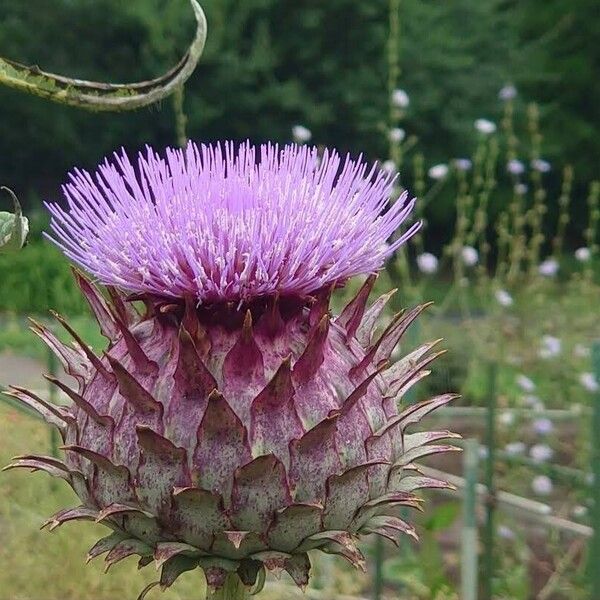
[0,0,206,112]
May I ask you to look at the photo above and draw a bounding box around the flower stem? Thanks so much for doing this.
[205,574,250,600]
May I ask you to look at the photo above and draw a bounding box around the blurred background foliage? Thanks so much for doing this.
[0,0,597,203]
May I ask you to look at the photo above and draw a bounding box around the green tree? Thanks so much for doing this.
[516,0,600,183]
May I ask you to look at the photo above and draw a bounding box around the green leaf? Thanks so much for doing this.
[423,502,460,532]
[0,187,28,254]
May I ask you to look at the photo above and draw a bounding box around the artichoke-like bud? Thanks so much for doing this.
[0,187,28,253]
[4,142,458,598]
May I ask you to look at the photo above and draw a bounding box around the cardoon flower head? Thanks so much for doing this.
[504,441,526,456]
[498,524,516,540]
[531,418,554,436]
[539,335,561,359]
[6,141,457,597]
[47,143,418,305]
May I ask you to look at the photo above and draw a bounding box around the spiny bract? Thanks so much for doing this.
[5,142,458,597]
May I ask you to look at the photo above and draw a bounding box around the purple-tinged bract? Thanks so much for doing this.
[6,141,457,597]
[46,142,419,304]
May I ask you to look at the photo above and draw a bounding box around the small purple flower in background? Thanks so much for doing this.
[505,441,526,455]
[514,183,528,195]
[428,163,449,180]
[531,475,553,496]
[389,127,406,143]
[391,88,410,109]
[479,446,489,459]
[461,245,479,267]
[575,247,591,262]
[292,124,312,143]
[507,159,525,175]
[498,524,516,540]
[580,372,599,393]
[532,418,554,436]
[516,374,536,392]
[495,289,514,307]
[417,252,439,274]
[530,443,554,462]
[531,158,551,173]
[538,258,559,277]
[539,335,561,359]
[475,118,497,135]
[454,158,472,171]
[498,84,517,101]
[381,159,397,175]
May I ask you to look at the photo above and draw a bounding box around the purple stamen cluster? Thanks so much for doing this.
[47,142,418,304]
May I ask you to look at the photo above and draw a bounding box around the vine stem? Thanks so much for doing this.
[0,0,206,112]
[173,84,189,147]
[206,574,251,600]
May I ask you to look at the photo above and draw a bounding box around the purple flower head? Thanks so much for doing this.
[46,142,419,304]
[498,84,517,101]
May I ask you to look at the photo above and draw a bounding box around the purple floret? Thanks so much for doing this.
[46,141,419,304]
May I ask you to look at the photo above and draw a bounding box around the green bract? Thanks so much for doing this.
[0,187,28,254]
